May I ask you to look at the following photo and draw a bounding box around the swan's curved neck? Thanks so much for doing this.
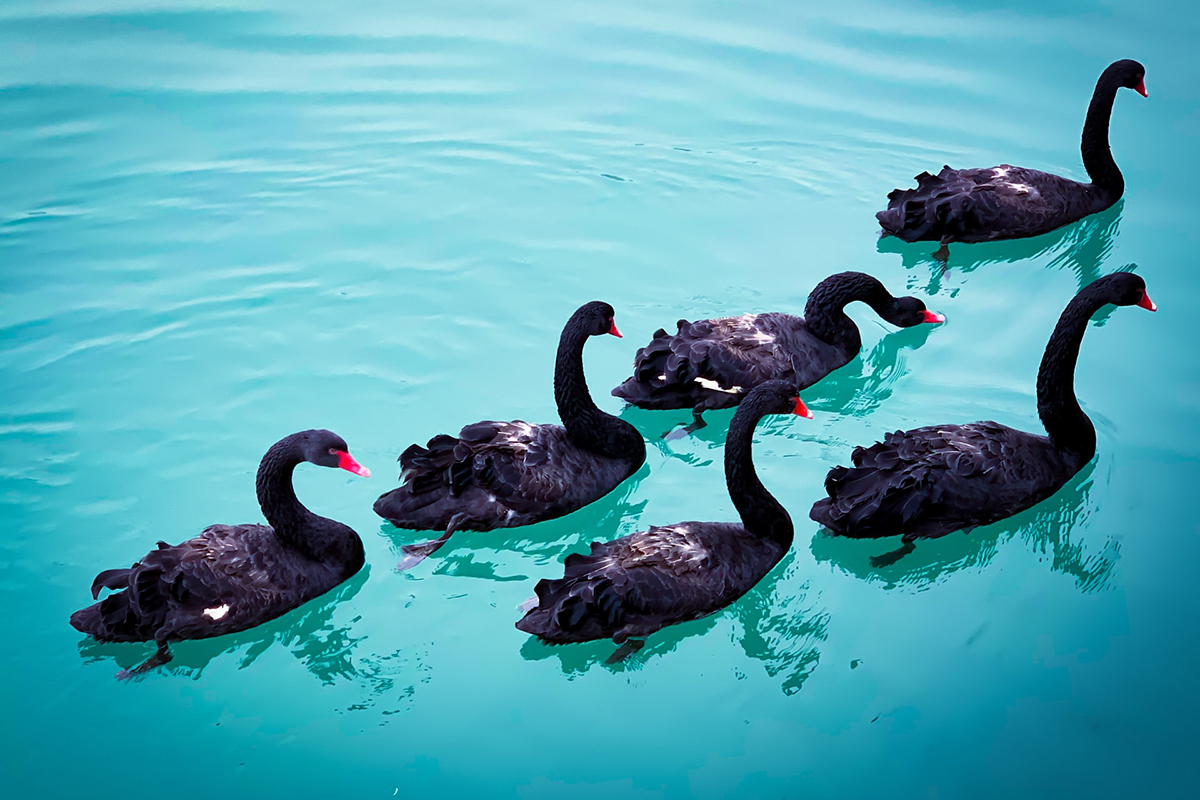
[1081,73,1124,197]
[256,438,324,555]
[804,272,892,349]
[1036,287,1106,458]
[724,403,793,546]
[554,326,646,465]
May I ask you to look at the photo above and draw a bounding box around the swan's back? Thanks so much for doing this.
[516,522,786,644]
[878,165,1111,244]
[810,422,1082,540]
[374,421,637,532]
[70,523,358,644]
[612,312,847,410]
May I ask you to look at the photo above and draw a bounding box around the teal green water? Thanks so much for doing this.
[3,1,1198,797]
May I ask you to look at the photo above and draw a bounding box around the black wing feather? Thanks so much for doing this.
[612,313,844,411]
[811,422,1080,541]
[376,421,636,532]
[877,165,1106,244]
[517,523,785,644]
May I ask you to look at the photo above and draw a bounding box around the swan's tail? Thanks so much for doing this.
[811,434,945,539]
[374,430,488,530]
[611,325,697,410]
[515,545,629,644]
[811,459,901,536]
[398,434,462,495]
[70,567,155,642]
[877,166,972,243]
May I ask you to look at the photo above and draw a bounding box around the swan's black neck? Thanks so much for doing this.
[554,324,646,468]
[724,400,793,547]
[1036,286,1107,459]
[804,272,893,351]
[255,435,358,568]
[1081,68,1125,198]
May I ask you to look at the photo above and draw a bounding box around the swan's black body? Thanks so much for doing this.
[877,60,1146,249]
[375,302,646,568]
[517,381,804,658]
[810,273,1154,566]
[612,273,939,433]
[70,430,369,676]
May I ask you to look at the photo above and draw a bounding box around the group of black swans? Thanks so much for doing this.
[72,59,1155,674]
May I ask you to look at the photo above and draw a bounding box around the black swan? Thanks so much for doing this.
[810,272,1155,567]
[611,272,941,437]
[516,380,808,663]
[70,430,370,677]
[375,301,647,570]
[877,59,1146,260]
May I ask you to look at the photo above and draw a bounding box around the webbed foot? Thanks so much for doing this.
[606,639,645,664]
[870,539,916,568]
[116,642,173,680]
[396,513,465,571]
[397,532,453,571]
[662,411,707,441]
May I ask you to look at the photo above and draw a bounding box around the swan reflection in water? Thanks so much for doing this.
[377,466,650,583]
[809,462,1116,593]
[879,200,1124,295]
[518,550,829,696]
[77,568,424,706]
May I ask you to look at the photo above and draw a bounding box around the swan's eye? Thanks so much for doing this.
[328,448,336,455]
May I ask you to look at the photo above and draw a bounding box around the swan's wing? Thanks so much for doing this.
[878,165,1088,243]
[624,313,804,398]
[811,422,1058,537]
[517,523,757,642]
[77,525,279,640]
[400,421,616,516]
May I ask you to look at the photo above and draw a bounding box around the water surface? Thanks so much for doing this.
[2,1,1198,797]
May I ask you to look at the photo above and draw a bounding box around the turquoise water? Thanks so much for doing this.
[3,1,1197,796]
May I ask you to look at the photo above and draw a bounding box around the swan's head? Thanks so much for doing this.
[885,295,945,328]
[1108,59,1147,97]
[574,300,623,338]
[1103,272,1156,313]
[298,429,371,477]
[745,379,812,420]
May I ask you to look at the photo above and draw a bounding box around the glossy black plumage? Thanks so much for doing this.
[374,301,646,568]
[70,430,369,676]
[611,272,939,427]
[517,380,805,657]
[810,272,1155,564]
[877,60,1146,248]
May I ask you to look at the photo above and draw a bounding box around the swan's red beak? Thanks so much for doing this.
[608,320,623,338]
[335,450,371,478]
[791,397,813,419]
[1135,79,1148,97]
[1136,290,1156,312]
[921,310,946,324]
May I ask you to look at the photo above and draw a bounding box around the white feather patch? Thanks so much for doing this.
[517,595,539,612]
[203,604,230,621]
[694,376,742,394]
